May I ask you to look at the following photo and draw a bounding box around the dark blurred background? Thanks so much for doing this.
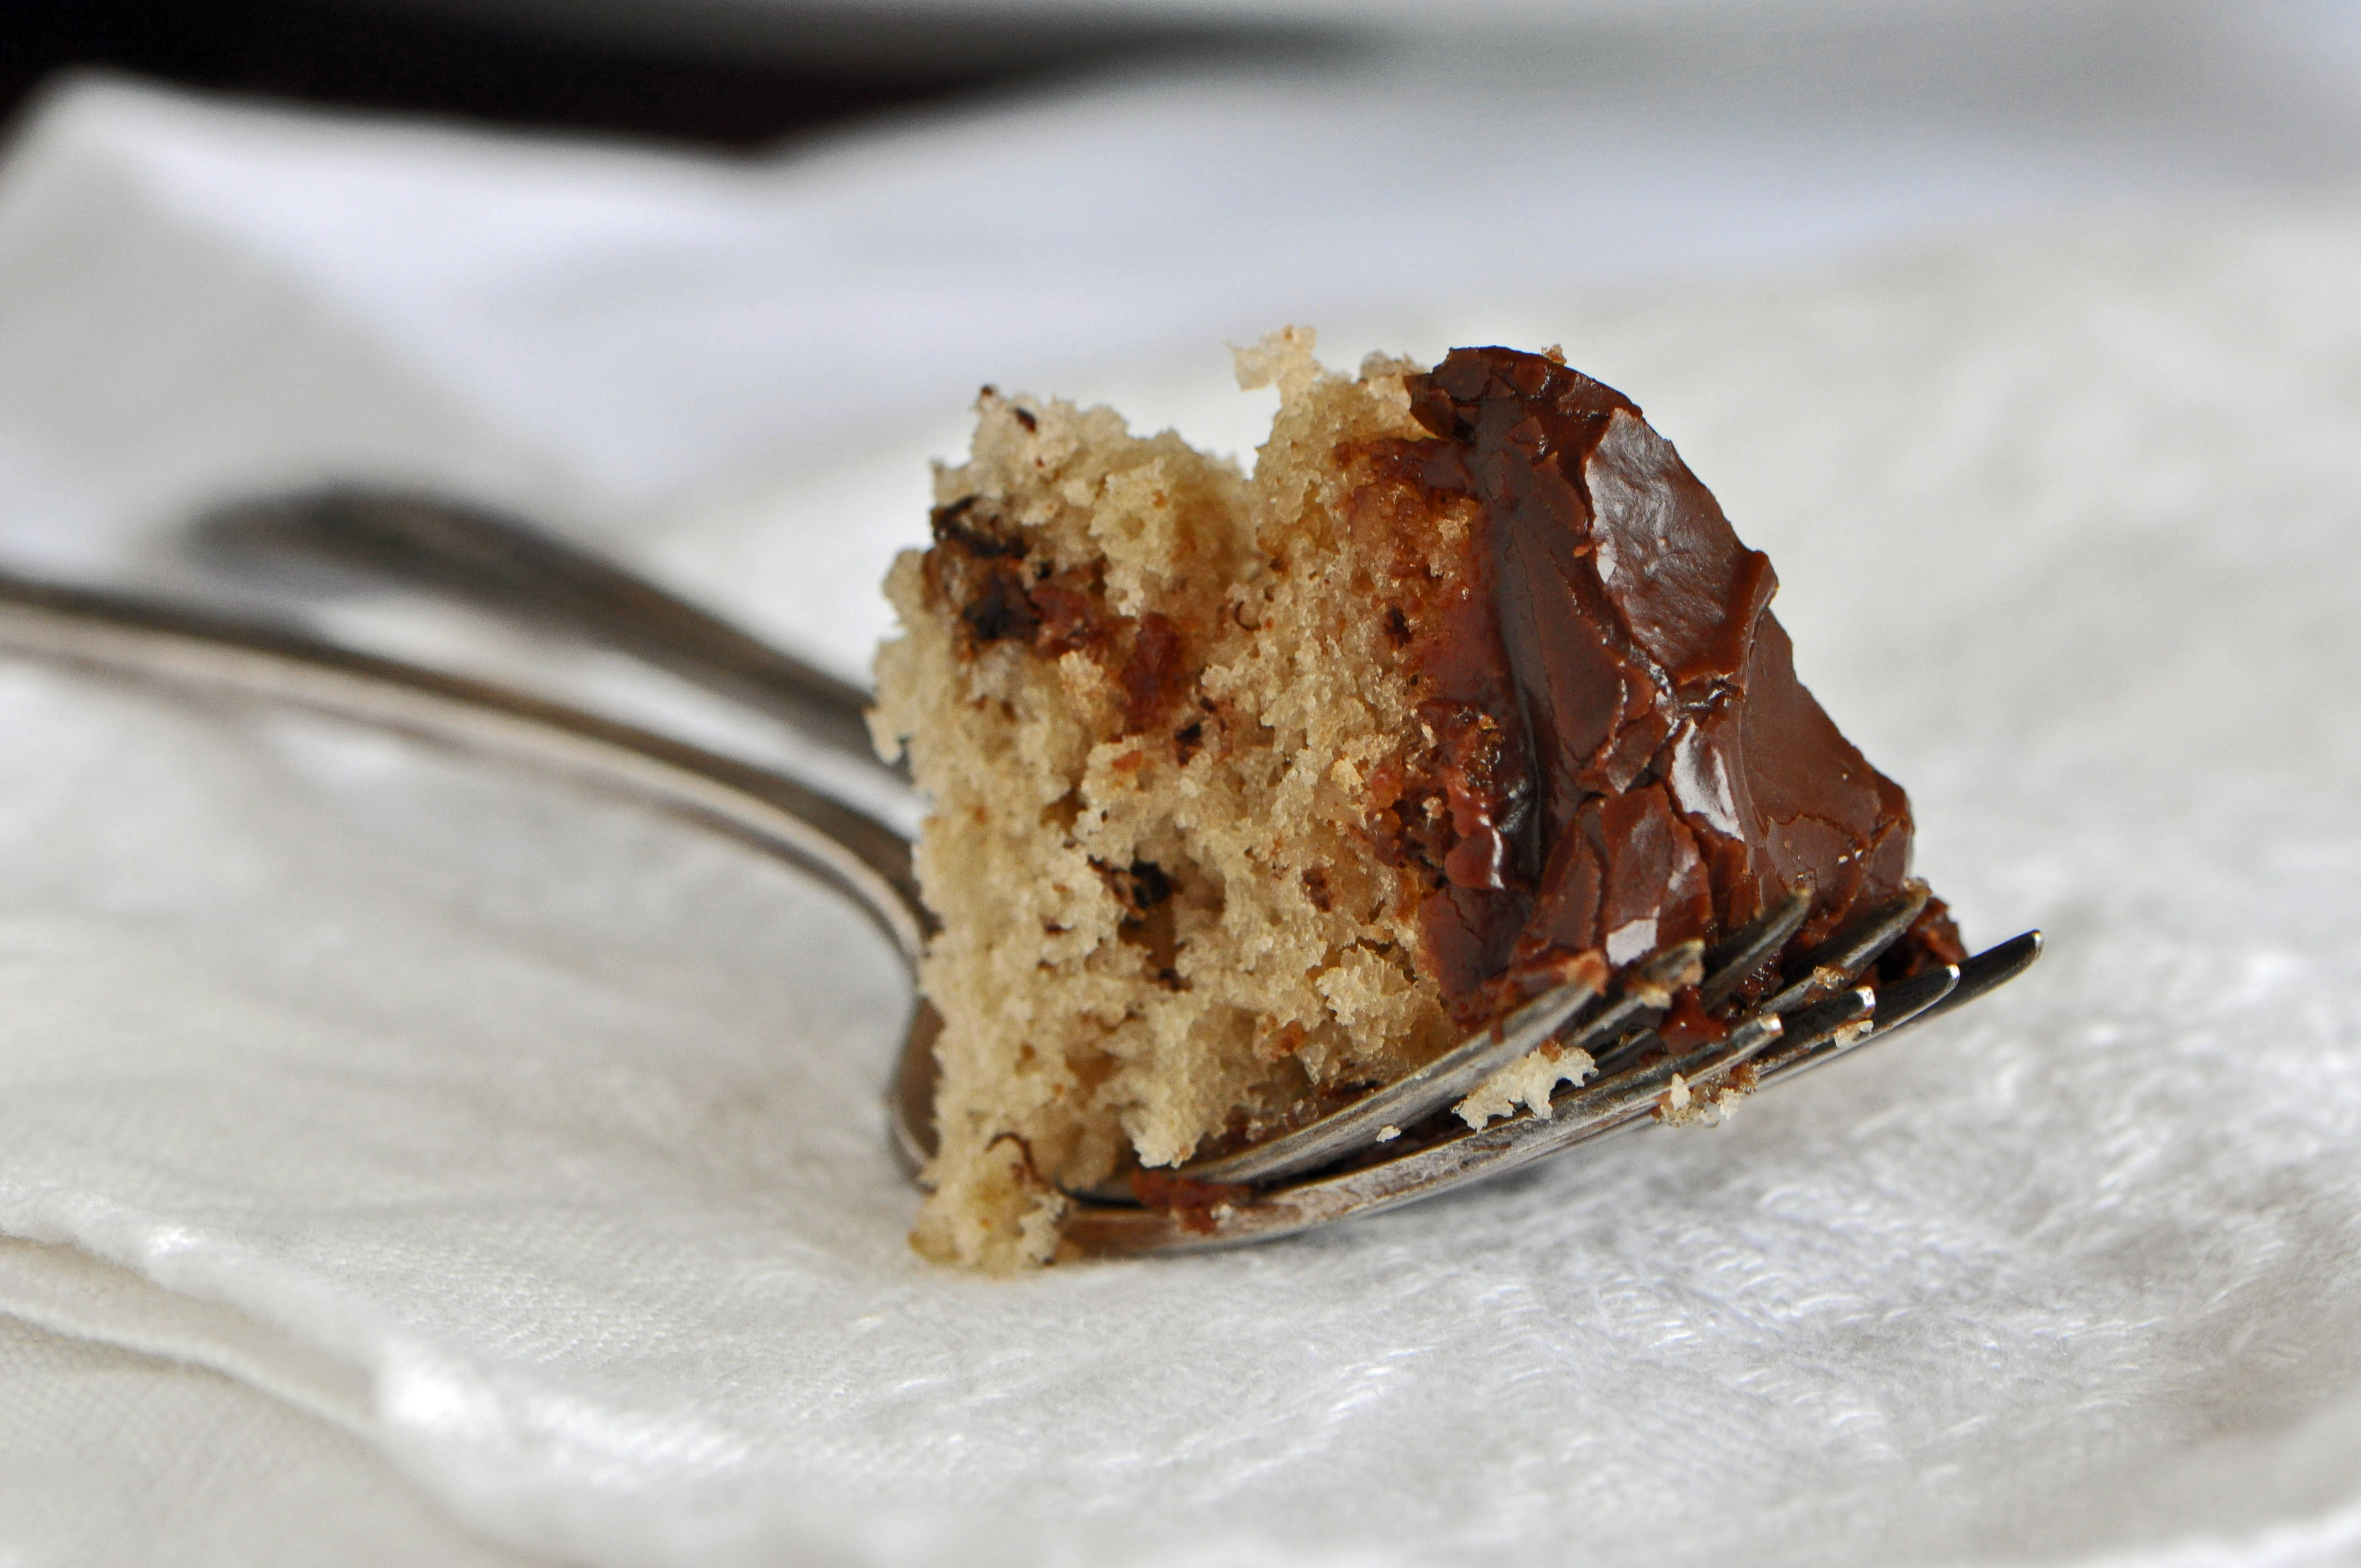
[16,1,2360,184]
[6,0,1329,149]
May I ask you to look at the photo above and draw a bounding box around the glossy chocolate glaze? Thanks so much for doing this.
[1389,347,1959,1020]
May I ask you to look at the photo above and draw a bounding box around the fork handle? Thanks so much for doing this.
[0,569,926,963]
[197,488,905,783]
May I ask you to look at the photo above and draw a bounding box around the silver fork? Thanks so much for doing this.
[0,489,2041,1257]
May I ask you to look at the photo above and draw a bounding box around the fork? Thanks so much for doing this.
[0,489,2041,1257]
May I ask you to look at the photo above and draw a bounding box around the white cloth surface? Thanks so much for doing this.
[2,57,2361,1568]
[0,1239,543,1567]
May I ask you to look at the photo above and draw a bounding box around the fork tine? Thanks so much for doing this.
[1064,990,1881,1255]
[1588,889,1813,1078]
[1698,885,1813,1008]
[1067,933,2045,1249]
[1172,960,1608,1188]
[1157,885,1834,1190]
[1870,962,1961,1033]
[1760,881,1932,1016]
[1598,881,1929,1082]
[1745,929,2040,1092]
[1753,965,1951,1083]
[1174,940,1702,1189]
[1915,930,2043,1022]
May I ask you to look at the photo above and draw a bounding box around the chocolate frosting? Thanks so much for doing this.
[1387,347,1950,1020]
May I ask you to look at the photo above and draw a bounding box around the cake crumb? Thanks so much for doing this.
[908,1135,1070,1274]
[1657,1070,1752,1129]
[1456,1047,1598,1128]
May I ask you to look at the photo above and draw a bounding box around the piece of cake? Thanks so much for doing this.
[871,330,1961,1271]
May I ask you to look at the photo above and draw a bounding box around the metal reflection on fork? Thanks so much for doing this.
[0,488,2042,1258]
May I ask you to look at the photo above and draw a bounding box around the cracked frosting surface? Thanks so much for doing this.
[1384,347,1959,1019]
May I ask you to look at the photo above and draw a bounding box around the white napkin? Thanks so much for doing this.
[4,66,2361,1568]
[0,1251,527,1567]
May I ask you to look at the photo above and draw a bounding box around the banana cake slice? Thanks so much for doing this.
[871,330,1961,1271]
